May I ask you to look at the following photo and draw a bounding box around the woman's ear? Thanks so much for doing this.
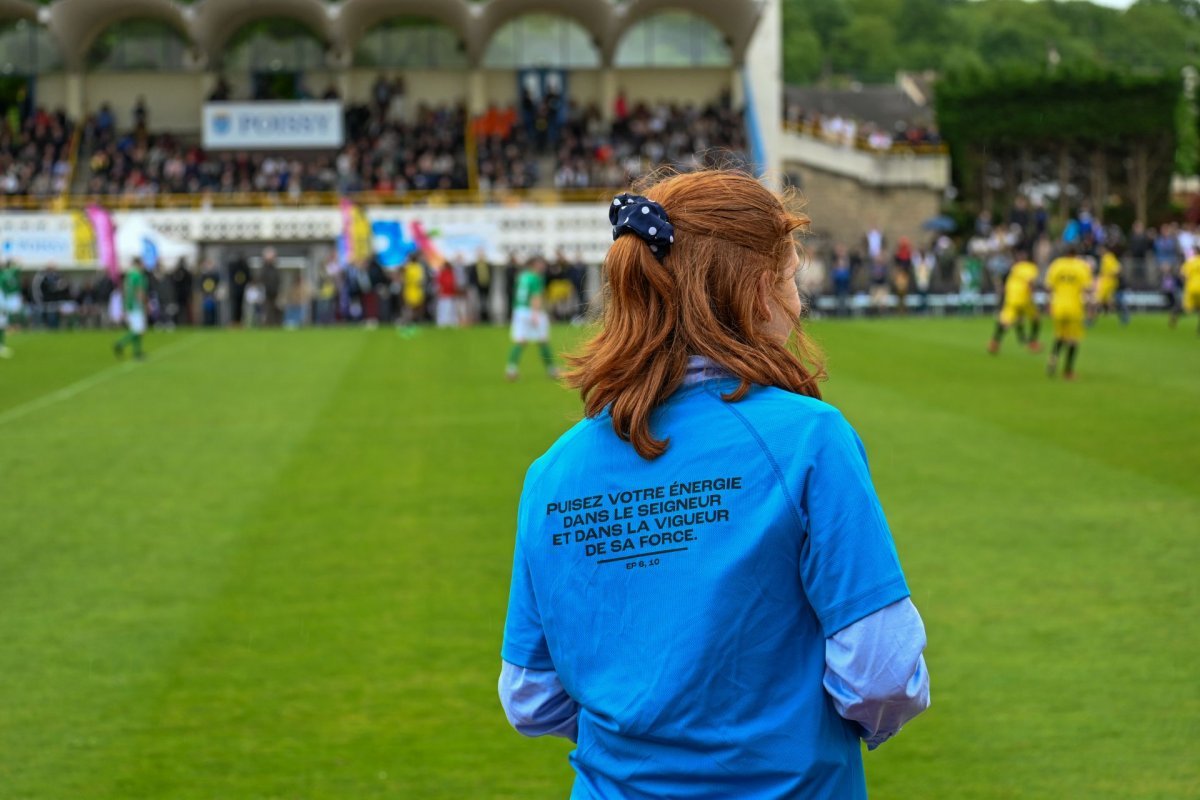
[756,271,775,323]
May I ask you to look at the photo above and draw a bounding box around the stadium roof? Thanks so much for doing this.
[784,84,934,130]
[5,0,765,68]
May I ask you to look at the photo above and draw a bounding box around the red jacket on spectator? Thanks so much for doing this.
[437,264,457,298]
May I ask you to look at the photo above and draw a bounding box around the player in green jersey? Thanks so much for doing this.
[0,260,22,359]
[506,257,557,381]
[114,258,148,360]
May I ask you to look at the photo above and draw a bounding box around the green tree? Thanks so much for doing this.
[784,0,850,49]
[895,0,963,70]
[830,15,900,81]
[1176,77,1200,175]
[782,24,823,84]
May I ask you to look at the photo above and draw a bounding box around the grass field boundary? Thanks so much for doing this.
[0,335,204,428]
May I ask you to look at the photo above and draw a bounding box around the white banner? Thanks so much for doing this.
[1,229,75,266]
[203,102,344,150]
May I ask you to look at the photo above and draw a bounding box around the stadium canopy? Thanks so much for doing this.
[20,0,763,69]
[192,0,336,64]
[610,0,759,64]
[335,0,473,61]
[44,0,192,70]
[0,0,38,24]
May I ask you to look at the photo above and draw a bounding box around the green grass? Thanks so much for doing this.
[0,317,1197,799]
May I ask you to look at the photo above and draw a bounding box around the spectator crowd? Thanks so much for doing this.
[6,81,750,200]
[2,247,594,333]
[1,105,73,199]
[808,199,1192,318]
[784,104,941,152]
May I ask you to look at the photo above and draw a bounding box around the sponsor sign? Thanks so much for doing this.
[0,230,76,266]
[203,102,344,150]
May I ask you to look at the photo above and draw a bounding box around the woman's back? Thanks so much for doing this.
[500,171,927,799]
[505,378,908,799]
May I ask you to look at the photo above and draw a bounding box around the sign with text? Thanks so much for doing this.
[1,229,76,266]
[202,102,344,150]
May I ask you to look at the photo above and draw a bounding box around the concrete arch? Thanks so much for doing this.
[336,0,473,57]
[612,0,760,65]
[193,0,334,60]
[474,0,614,66]
[45,0,192,70]
[0,0,37,24]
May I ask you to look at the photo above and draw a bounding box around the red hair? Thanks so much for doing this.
[565,170,827,459]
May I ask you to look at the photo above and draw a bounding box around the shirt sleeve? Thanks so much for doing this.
[799,413,911,637]
[501,490,554,670]
[823,598,930,750]
[497,660,579,742]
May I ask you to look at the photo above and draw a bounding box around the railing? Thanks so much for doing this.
[0,186,623,213]
[50,125,84,211]
[782,120,948,157]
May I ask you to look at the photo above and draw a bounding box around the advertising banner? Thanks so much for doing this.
[203,102,344,150]
[0,229,75,265]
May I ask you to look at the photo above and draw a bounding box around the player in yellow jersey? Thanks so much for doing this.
[1177,253,1200,333]
[1044,245,1094,380]
[401,256,427,323]
[1089,246,1125,325]
[988,250,1042,354]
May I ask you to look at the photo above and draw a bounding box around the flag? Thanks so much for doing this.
[371,220,414,268]
[71,211,96,264]
[339,198,373,267]
[85,205,118,282]
[142,235,159,271]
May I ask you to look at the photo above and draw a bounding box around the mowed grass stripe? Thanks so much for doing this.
[813,317,1198,494]
[0,330,162,413]
[814,325,1199,799]
[835,381,1190,800]
[0,330,371,799]
[0,335,206,427]
[87,328,583,799]
[1,322,1196,799]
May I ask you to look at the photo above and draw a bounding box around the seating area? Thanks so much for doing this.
[0,107,73,199]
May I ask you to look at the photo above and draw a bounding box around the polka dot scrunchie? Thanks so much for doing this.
[609,194,675,262]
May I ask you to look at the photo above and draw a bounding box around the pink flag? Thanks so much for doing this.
[410,220,445,267]
[86,205,118,282]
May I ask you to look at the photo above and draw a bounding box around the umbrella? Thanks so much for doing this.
[922,215,957,233]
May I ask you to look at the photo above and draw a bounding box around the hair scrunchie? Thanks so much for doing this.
[610,194,674,262]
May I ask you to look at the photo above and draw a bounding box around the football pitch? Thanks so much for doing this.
[0,318,1196,799]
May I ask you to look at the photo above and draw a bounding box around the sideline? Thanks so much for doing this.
[0,335,205,427]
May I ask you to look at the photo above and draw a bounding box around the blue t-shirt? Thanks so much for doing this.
[502,378,911,800]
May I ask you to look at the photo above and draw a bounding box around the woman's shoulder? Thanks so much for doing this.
[524,414,610,481]
[736,384,846,426]
[714,385,862,456]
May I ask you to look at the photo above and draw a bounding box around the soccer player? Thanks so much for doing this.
[1178,251,1200,334]
[1090,246,1124,325]
[1044,245,1093,380]
[988,250,1041,354]
[0,260,22,359]
[401,255,427,324]
[113,258,148,361]
[505,256,557,380]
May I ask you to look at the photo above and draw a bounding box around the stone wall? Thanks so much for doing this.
[787,161,942,250]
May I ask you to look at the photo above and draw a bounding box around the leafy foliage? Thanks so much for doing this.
[783,0,1200,84]
[934,65,1180,147]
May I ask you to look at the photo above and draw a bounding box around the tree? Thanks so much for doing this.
[782,24,823,85]
[936,66,1180,223]
[830,15,900,82]
[781,0,1200,86]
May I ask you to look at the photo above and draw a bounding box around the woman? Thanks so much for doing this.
[500,171,929,799]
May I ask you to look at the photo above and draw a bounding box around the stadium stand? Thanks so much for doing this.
[0,105,73,198]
